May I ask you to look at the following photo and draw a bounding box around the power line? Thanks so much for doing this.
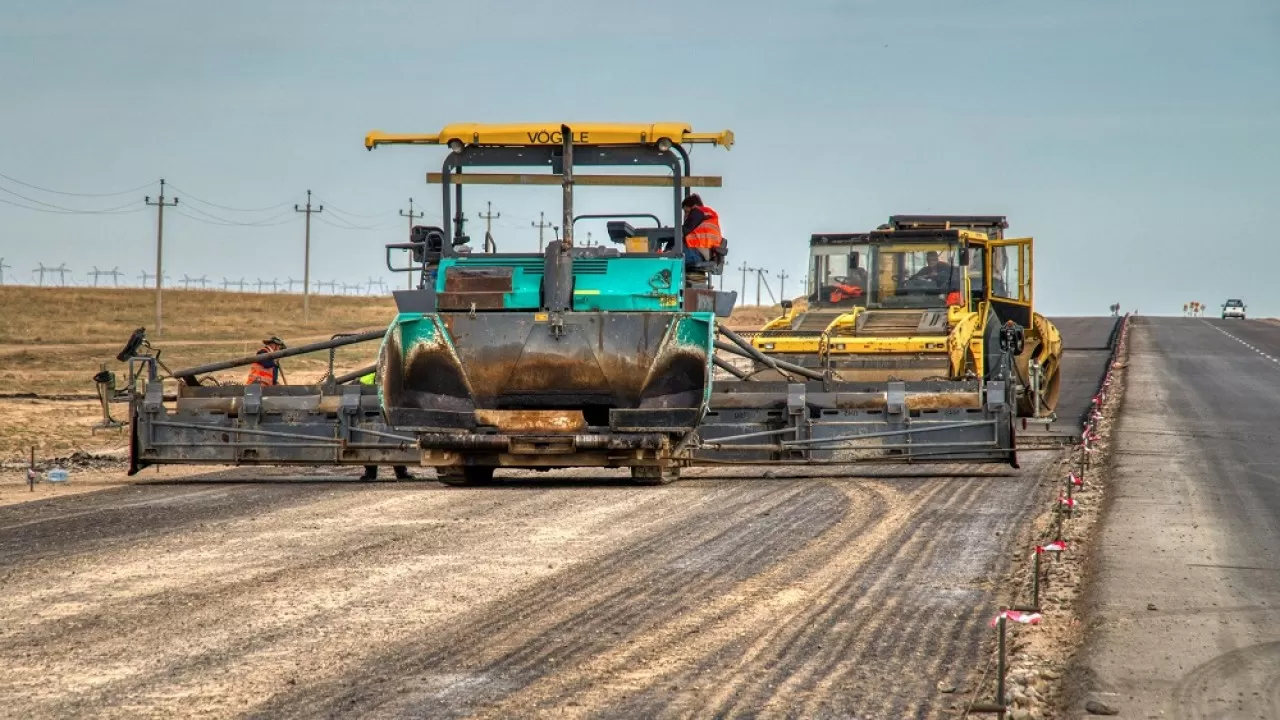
[173,203,296,227]
[312,213,393,231]
[0,188,143,214]
[0,171,152,198]
[313,197,395,219]
[163,182,294,213]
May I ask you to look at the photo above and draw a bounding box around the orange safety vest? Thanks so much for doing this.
[685,206,723,250]
[246,347,276,385]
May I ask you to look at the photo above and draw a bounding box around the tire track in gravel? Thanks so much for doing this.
[523,479,945,720]
[0,484,710,718]
[249,481,856,719]
[589,461,1044,720]
[0,484,330,565]
[708,477,993,718]
[464,480,904,719]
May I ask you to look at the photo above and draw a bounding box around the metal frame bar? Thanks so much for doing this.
[439,144,687,257]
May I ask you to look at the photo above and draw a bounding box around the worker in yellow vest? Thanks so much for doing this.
[357,370,413,481]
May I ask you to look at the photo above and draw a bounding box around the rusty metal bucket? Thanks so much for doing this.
[379,311,715,433]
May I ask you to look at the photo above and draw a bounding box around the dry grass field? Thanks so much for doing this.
[0,286,788,462]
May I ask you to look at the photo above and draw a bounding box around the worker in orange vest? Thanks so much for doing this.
[246,335,286,385]
[680,194,723,264]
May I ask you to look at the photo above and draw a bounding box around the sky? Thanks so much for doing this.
[1,0,1277,315]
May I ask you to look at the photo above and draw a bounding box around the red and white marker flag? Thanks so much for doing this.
[1069,472,1083,486]
[1058,495,1077,508]
[991,610,1042,627]
[1036,540,1068,554]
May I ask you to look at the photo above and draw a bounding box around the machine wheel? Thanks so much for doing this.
[630,465,680,485]
[435,466,496,487]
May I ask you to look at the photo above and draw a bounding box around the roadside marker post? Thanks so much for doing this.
[1018,538,1070,609]
[970,611,1042,715]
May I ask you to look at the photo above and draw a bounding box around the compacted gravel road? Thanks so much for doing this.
[0,319,1120,719]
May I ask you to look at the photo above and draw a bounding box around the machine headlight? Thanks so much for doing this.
[656,137,672,151]
[762,343,775,350]
[447,139,465,153]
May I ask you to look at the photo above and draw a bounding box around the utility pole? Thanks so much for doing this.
[738,262,751,303]
[88,267,105,287]
[295,189,322,321]
[52,263,70,286]
[145,179,179,334]
[532,211,553,252]
[776,269,790,302]
[400,197,424,289]
[756,269,776,305]
[106,266,123,286]
[286,278,302,293]
[34,264,50,286]
[478,201,499,253]
[0,258,11,285]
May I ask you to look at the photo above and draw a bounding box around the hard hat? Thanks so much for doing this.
[263,335,287,348]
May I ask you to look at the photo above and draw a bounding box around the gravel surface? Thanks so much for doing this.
[0,318,1125,718]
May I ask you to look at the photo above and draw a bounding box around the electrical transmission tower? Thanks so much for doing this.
[317,280,338,295]
[366,277,388,295]
[222,277,247,292]
[139,271,168,287]
[0,258,11,285]
[295,189,322,320]
[145,179,179,334]
[400,197,424,290]
[34,264,51,286]
[38,263,72,286]
[285,278,303,293]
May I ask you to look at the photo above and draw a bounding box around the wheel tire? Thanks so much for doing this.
[630,465,680,486]
[435,466,496,487]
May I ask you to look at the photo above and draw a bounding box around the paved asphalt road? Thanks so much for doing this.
[1078,317,1280,719]
[1050,316,1120,430]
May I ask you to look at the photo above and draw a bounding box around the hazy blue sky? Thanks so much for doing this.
[1,0,1276,315]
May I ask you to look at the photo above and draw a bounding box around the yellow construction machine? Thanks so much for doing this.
[750,215,1061,418]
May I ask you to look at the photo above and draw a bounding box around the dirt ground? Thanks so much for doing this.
[0,286,785,462]
[0,457,1061,720]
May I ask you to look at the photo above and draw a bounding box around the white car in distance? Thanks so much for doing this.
[1221,299,1247,319]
